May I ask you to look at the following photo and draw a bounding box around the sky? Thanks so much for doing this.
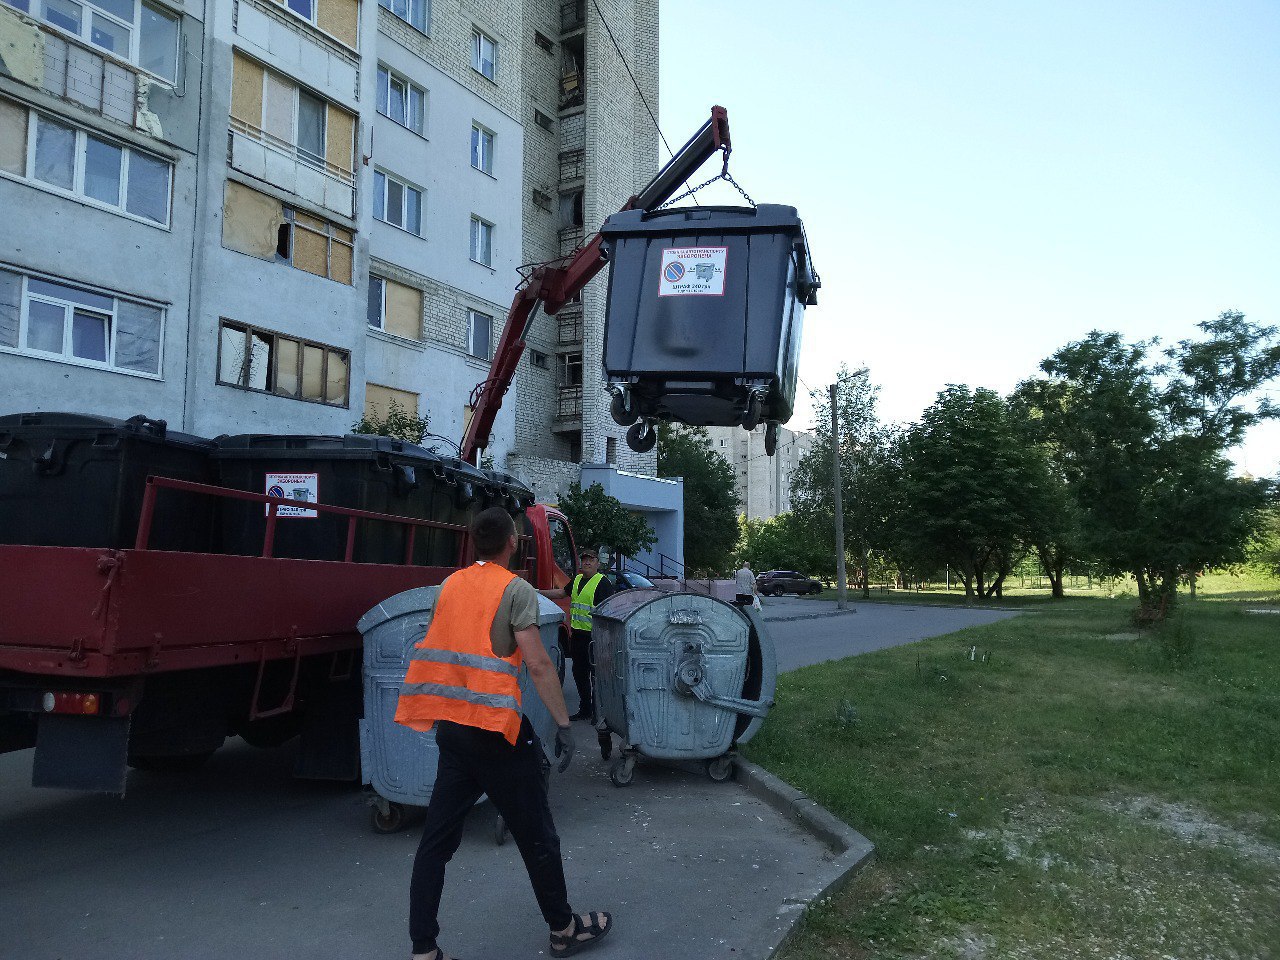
[656,0,1280,476]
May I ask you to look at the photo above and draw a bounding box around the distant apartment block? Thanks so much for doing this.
[706,423,814,521]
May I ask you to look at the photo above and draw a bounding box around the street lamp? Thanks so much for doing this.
[829,367,868,611]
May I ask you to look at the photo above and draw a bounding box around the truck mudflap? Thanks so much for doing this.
[32,714,131,793]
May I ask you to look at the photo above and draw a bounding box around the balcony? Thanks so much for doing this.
[229,118,356,219]
[557,306,583,345]
[556,386,583,421]
[560,0,585,33]
[559,148,584,183]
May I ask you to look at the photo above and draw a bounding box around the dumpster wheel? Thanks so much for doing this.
[764,422,778,457]
[626,420,657,454]
[610,390,638,426]
[608,754,636,787]
[706,755,735,782]
[372,801,407,834]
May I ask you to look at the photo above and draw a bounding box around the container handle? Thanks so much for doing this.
[639,204,759,222]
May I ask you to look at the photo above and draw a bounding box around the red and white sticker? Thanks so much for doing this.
[265,472,319,518]
[658,246,728,297]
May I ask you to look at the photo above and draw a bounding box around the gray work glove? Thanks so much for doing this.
[554,725,575,773]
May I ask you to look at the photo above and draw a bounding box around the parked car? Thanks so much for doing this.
[756,570,824,596]
[602,570,656,591]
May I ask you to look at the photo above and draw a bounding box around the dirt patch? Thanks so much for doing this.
[1101,796,1280,864]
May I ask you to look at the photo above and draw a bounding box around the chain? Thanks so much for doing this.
[656,173,724,209]
[721,169,755,207]
[656,151,758,209]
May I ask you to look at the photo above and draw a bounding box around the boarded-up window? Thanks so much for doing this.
[223,181,285,260]
[219,319,349,406]
[318,0,359,49]
[0,98,27,175]
[384,280,422,340]
[325,106,355,174]
[230,52,265,127]
[365,383,419,421]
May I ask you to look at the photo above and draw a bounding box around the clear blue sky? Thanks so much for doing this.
[657,0,1280,475]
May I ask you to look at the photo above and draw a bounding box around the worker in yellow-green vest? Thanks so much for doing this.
[539,547,613,722]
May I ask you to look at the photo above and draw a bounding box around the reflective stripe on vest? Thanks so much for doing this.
[394,562,524,744]
[569,572,603,632]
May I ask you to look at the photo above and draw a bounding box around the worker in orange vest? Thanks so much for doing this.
[395,507,614,960]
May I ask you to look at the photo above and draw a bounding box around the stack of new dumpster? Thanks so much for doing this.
[591,589,776,786]
[598,204,819,452]
[0,412,217,552]
[357,587,566,833]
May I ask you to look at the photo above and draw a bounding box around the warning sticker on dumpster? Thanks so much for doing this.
[658,246,728,297]
[265,472,319,518]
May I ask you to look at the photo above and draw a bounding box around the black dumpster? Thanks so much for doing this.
[599,204,818,452]
[212,434,464,565]
[0,412,217,551]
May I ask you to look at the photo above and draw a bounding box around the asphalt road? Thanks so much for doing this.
[0,599,1018,960]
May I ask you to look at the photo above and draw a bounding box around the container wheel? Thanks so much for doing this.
[706,755,735,782]
[741,395,763,431]
[608,756,635,787]
[610,391,637,426]
[372,801,407,834]
[764,422,778,456]
[495,814,509,846]
[626,421,657,454]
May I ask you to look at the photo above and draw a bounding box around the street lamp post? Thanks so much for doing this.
[830,381,848,610]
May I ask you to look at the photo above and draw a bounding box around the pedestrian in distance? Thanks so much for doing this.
[395,507,614,960]
[735,561,757,607]
[538,547,614,723]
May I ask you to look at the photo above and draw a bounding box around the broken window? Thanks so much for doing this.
[558,189,583,229]
[558,351,583,388]
[224,183,353,284]
[218,319,349,406]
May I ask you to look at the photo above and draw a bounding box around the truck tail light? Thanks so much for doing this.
[41,691,103,716]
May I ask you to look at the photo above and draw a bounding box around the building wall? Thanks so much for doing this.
[707,424,814,521]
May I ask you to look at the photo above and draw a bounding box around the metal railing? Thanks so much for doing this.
[560,0,585,32]
[559,149,585,182]
[229,117,357,187]
[556,386,583,420]
[557,307,583,344]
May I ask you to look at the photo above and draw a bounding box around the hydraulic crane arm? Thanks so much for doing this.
[460,106,731,464]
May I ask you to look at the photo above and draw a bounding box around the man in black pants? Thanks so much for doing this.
[396,508,613,960]
[539,548,613,722]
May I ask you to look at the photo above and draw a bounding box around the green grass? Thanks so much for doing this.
[747,580,1280,959]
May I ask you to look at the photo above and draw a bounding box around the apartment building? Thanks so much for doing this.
[707,423,814,521]
[0,0,679,564]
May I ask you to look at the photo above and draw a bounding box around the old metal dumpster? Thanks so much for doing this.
[598,204,819,454]
[357,585,566,833]
[591,589,776,786]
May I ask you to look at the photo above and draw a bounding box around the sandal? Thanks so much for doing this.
[550,911,613,956]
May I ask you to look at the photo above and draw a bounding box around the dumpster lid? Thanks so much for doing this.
[212,433,444,463]
[0,411,213,448]
[599,203,805,239]
[592,588,745,623]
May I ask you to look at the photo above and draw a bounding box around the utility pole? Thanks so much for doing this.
[830,382,848,610]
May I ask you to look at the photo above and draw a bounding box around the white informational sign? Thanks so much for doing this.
[265,472,319,518]
[657,246,728,297]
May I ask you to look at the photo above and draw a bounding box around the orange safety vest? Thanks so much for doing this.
[394,561,525,745]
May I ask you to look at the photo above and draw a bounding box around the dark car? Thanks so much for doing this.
[756,570,823,596]
[602,570,656,592]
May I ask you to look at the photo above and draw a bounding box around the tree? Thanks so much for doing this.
[557,482,656,559]
[1019,313,1280,611]
[657,424,740,575]
[352,400,430,445]
[789,365,896,594]
[734,512,830,575]
[892,386,1059,599]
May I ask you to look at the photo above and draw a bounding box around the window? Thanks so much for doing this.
[222,182,353,284]
[230,53,357,177]
[529,349,549,369]
[367,275,422,340]
[1,0,181,82]
[558,351,583,387]
[376,65,426,135]
[0,101,171,225]
[469,216,493,267]
[470,124,493,174]
[533,109,553,131]
[0,268,162,374]
[471,29,496,81]
[374,170,423,235]
[534,30,553,53]
[558,189,583,228]
[217,319,349,405]
[378,0,426,33]
[466,309,492,360]
[546,513,576,579]
[365,383,419,421]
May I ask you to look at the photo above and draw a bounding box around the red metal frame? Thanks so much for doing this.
[460,106,732,464]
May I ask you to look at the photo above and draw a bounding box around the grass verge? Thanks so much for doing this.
[747,585,1280,959]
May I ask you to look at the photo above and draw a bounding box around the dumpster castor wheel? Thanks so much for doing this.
[706,755,735,782]
[608,756,636,787]
[626,420,657,454]
[764,422,778,457]
[610,391,637,426]
[372,801,407,834]
[741,395,763,431]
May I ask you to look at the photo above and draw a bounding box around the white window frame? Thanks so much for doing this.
[376,64,426,136]
[469,215,493,267]
[1,269,164,378]
[373,169,424,236]
[2,0,181,84]
[470,123,493,175]
[471,29,496,82]
[0,104,172,228]
[367,275,385,330]
[378,0,427,34]
[466,309,492,361]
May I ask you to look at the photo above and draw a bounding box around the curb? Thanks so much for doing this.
[734,759,876,959]
[761,608,861,624]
